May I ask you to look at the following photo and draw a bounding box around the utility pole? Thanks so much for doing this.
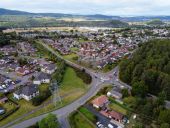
[50,80,62,108]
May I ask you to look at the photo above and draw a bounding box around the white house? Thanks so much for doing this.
[33,72,51,85]
[41,64,57,74]
[13,84,39,101]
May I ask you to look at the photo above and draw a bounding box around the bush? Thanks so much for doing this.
[73,68,92,84]
[32,89,51,106]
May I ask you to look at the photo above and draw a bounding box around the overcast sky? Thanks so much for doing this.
[0,0,170,16]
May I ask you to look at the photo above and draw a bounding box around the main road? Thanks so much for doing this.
[5,41,122,128]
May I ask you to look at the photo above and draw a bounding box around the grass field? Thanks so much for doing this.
[63,53,78,62]
[69,111,95,128]
[79,107,97,123]
[7,67,89,127]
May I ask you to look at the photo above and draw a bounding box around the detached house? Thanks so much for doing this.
[16,67,30,76]
[33,72,51,85]
[91,95,109,108]
[41,63,57,74]
[13,84,39,101]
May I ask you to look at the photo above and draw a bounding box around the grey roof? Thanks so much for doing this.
[46,64,56,70]
[15,84,38,96]
[34,72,51,81]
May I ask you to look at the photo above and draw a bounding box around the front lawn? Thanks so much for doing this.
[109,103,127,115]
[0,99,37,127]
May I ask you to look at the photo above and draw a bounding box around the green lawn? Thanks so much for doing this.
[63,53,78,62]
[60,67,87,93]
[8,67,88,127]
[109,103,127,115]
[0,99,37,127]
[69,111,95,128]
[79,107,97,123]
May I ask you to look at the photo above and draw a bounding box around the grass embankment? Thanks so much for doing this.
[69,107,96,128]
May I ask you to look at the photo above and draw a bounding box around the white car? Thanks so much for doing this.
[2,85,6,89]
[108,124,114,128]
[96,122,100,125]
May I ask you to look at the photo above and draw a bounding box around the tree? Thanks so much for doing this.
[156,91,166,106]
[132,81,148,97]
[121,88,129,98]
[39,114,59,128]
[158,109,170,124]
[160,123,170,128]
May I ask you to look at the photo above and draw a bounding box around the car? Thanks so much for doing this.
[0,86,3,90]
[108,124,114,128]
[2,85,6,89]
[96,122,100,125]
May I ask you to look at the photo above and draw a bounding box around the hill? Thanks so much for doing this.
[0,8,32,15]
[119,40,170,99]
[147,19,166,26]
[1,8,170,21]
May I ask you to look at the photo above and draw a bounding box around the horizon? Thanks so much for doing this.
[0,0,170,16]
[1,8,170,17]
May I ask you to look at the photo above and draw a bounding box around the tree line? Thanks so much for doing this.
[119,39,170,100]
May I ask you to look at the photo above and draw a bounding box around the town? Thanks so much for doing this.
[0,24,170,128]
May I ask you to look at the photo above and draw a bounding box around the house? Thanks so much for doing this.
[91,95,109,108]
[100,110,124,123]
[108,110,124,123]
[33,72,51,85]
[13,84,39,101]
[107,87,122,100]
[0,97,8,104]
[16,67,30,76]
[41,63,57,74]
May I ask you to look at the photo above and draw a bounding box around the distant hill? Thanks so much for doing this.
[1,8,170,22]
[147,19,166,26]
[0,8,32,15]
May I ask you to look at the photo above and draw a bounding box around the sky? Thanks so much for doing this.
[0,0,170,16]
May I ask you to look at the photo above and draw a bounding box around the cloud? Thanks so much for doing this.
[0,0,170,15]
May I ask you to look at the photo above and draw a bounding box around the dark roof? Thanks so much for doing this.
[46,63,56,70]
[15,84,38,96]
[34,72,51,81]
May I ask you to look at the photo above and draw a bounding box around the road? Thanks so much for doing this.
[5,41,169,128]
[4,41,121,128]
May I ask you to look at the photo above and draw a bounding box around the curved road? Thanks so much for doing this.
[3,41,153,128]
[2,41,120,128]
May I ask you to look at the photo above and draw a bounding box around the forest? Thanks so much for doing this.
[119,39,170,100]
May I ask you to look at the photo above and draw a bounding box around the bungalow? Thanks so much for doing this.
[100,110,124,123]
[16,67,30,76]
[41,63,57,74]
[13,84,39,101]
[108,110,124,123]
[107,87,122,100]
[91,95,109,109]
[33,72,51,85]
